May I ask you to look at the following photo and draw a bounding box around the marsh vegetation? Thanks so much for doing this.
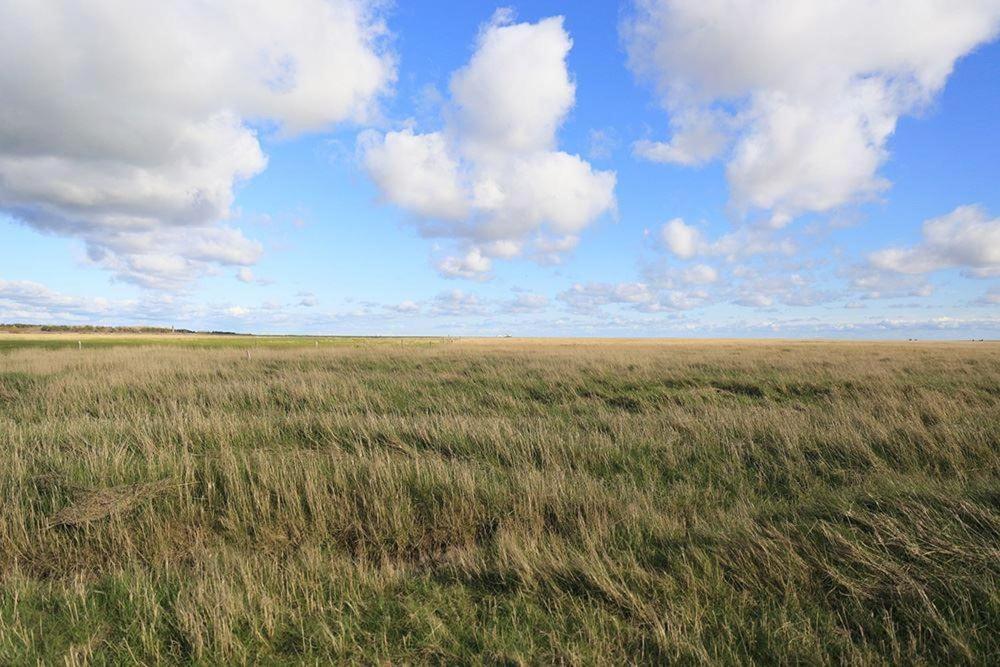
[1,337,998,663]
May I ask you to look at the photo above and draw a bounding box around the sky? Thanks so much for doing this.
[1,0,999,338]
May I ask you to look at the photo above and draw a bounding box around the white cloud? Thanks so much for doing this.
[658,217,795,260]
[431,290,486,316]
[624,1,1000,221]
[559,282,651,312]
[0,278,209,325]
[390,300,421,314]
[737,275,835,308]
[0,280,105,318]
[660,218,703,259]
[449,13,575,158]
[502,293,549,314]
[870,205,1000,276]
[436,247,493,280]
[360,129,469,221]
[558,281,703,313]
[633,110,728,166]
[0,0,394,288]
[714,314,1000,337]
[644,253,842,310]
[682,264,718,285]
[80,225,264,290]
[237,268,256,284]
[847,266,933,300]
[531,234,579,265]
[361,12,616,278]
[735,294,774,309]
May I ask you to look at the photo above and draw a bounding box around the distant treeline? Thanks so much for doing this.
[0,323,241,335]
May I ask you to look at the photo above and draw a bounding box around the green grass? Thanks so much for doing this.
[0,334,451,353]
[1,339,998,663]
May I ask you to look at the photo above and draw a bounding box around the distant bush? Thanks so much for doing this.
[0,323,232,335]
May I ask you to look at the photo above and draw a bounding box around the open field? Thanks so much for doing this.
[0,332,408,353]
[1,337,998,663]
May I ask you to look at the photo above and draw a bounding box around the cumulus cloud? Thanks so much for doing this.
[360,129,469,221]
[0,280,107,320]
[431,290,486,316]
[644,249,846,310]
[436,248,493,280]
[681,264,718,285]
[844,265,933,300]
[660,218,703,259]
[870,205,1000,277]
[560,282,653,311]
[0,0,393,288]
[558,281,704,313]
[729,270,837,309]
[634,110,729,166]
[624,1,1000,221]
[0,278,207,324]
[657,218,795,260]
[503,293,549,314]
[361,11,616,278]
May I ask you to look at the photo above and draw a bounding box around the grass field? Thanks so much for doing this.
[1,335,998,663]
[0,332,397,353]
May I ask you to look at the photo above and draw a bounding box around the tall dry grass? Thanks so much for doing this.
[0,339,998,663]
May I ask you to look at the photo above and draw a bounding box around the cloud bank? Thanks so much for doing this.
[0,0,394,288]
[624,0,1000,223]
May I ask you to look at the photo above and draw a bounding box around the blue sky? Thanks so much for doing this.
[1,1,999,337]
